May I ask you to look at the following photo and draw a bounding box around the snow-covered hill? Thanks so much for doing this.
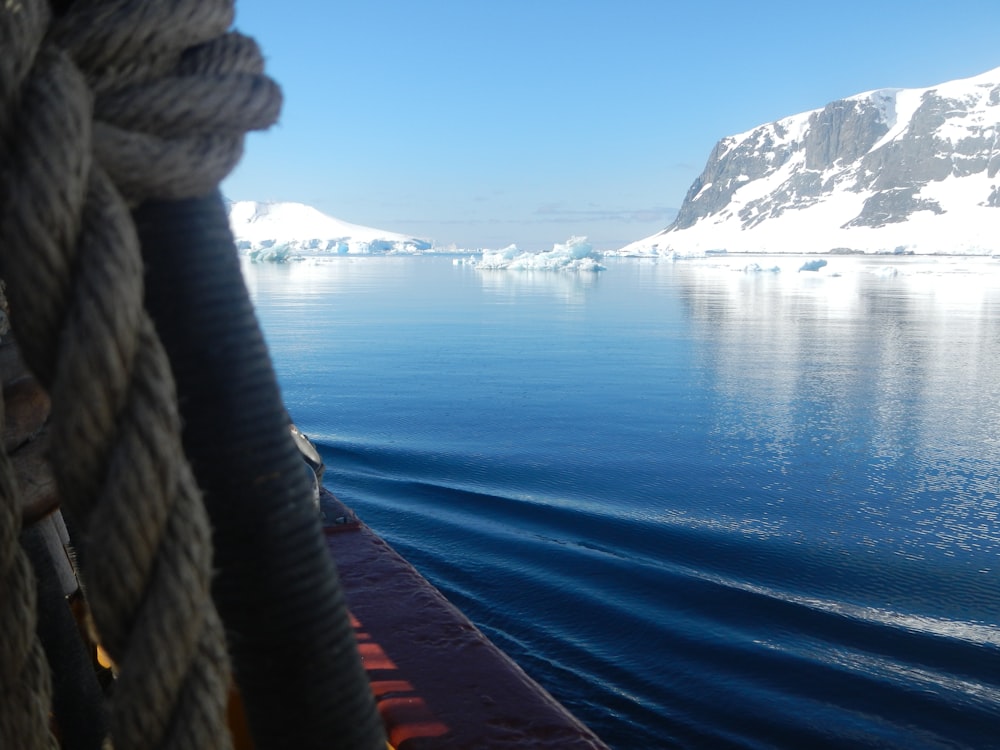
[228,201,432,260]
[619,66,1000,256]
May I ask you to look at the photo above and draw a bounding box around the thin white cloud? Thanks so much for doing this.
[533,204,678,224]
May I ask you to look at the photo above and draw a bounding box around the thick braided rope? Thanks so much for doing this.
[0,12,232,750]
[0,409,57,749]
[0,6,64,749]
[0,0,278,747]
[51,0,281,205]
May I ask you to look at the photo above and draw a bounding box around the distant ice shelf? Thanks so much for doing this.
[228,200,433,259]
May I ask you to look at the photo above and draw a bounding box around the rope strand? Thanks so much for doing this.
[0,440,57,750]
[0,0,379,747]
[0,0,271,746]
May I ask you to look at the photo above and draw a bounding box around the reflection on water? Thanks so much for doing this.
[242,256,416,304]
[474,265,601,307]
[247,254,1000,750]
[673,256,1000,565]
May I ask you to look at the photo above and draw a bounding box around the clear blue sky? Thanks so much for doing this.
[222,0,999,251]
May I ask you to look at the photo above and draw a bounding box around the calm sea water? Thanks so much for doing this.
[244,254,1000,750]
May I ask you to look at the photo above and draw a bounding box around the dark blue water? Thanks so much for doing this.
[245,255,1000,750]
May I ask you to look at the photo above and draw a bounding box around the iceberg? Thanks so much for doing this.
[476,237,605,271]
[743,262,781,273]
[228,200,432,260]
[799,259,828,272]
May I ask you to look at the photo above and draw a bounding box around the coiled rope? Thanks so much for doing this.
[0,406,56,749]
[0,0,283,747]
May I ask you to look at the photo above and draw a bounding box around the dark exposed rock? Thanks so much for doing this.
[843,188,945,229]
[672,128,798,230]
[802,97,889,170]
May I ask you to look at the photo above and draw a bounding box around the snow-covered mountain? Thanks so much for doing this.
[227,200,432,260]
[620,66,1000,256]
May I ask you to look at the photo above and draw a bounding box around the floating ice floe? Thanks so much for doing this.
[475,237,605,271]
[869,266,900,278]
[743,262,781,273]
[799,259,828,272]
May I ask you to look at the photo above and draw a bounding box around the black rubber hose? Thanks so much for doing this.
[133,192,384,750]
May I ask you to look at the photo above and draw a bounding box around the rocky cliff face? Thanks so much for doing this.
[621,66,1000,255]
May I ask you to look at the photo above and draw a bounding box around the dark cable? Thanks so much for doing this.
[134,192,384,750]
